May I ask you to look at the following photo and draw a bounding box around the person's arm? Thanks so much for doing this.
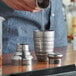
[2,0,41,12]
[50,0,67,47]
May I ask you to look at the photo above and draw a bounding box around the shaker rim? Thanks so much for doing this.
[48,53,63,58]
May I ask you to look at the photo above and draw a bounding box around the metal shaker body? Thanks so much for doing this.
[34,30,55,62]
[12,44,33,65]
[48,53,63,65]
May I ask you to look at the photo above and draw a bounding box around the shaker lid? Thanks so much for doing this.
[17,44,29,51]
[22,44,29,51]
[12,55,22,60]
[48,53,63,58]
[24,55,33,60]
[15,52,22,56]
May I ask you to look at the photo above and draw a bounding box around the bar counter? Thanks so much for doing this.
[2,44,76,75]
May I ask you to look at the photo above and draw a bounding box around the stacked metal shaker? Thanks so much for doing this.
[34,30,54,62]
[11,44,33,65]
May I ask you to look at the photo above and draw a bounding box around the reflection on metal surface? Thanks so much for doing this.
[47,53,63,67]
[26,65,33,71]
[12,44,33,65]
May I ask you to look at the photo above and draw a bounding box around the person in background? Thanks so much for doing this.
[0,0,67,53]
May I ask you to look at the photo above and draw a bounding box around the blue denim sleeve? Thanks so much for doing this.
[0,0,67,53]
[50,0,67,47]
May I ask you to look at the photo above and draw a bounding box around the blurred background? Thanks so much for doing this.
[62,0,76,43]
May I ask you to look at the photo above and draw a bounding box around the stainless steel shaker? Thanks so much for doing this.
[34,30,55,62]
[48,53,63,66]
[11,44,33,65]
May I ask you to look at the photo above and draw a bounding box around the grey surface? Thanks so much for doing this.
[45,71,76,76]
[5,71,76,76]
[4,64,76,76]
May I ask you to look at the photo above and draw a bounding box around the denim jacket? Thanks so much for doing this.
[0,0,67,53]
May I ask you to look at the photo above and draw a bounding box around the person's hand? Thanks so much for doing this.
[3,0,41,12]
